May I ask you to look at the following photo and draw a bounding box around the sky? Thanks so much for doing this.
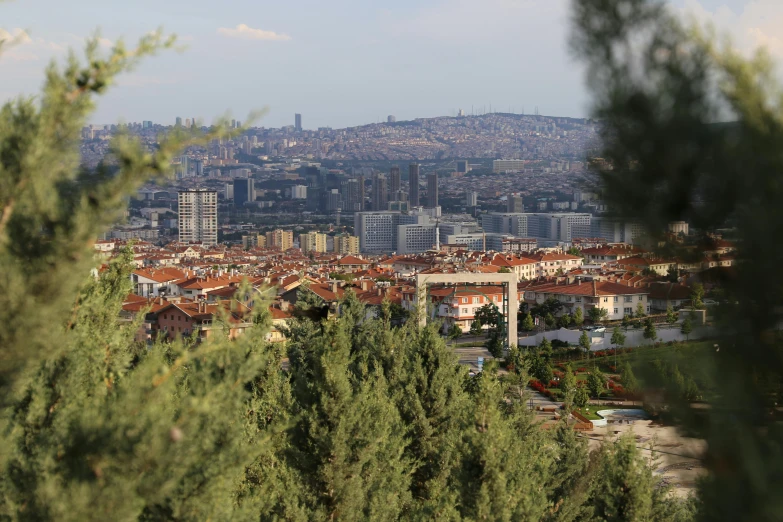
[1,0,781,129]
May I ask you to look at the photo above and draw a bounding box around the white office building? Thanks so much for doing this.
[178,189,218,245]
[397,224,439,254]
[481,212,592,242]
[492,159,526,173]
[291,185,307,199]
[354,211,431,253]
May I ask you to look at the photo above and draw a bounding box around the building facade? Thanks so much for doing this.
[178,189,218,245]
[409,163,420,206]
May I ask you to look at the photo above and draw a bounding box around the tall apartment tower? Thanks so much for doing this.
[178,189,217,245]
[507,194,525,213]
[372,174,388,211]
[389,166,401,196]
[427,172,438,208]
[266,229,294,250]
[295,113,302,132]
[409,163,420,206]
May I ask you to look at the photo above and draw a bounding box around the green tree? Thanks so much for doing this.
[574,385,590,409]
[447,322,462,341]
[544,312,556,329]
[643,318,658,345]
[587,368,607,399]
[610,326,627,368]
[666,305,678,326]
[560,363,577,409]
[579,330,591,357]
[470,318,483,336]
[567,246,584,257]
[588,306,609,324]
[620,361,640,396]
[559,312,572,329]
[530,355,554,384]
[498,266,512,273]
[484,327,505,358]
[539,337,553,360]
[690,283,705,310]
[635,301,646,318]
[522,312,535,332]
[573,306,584,328]
[681,316,693,341]
[622,310,633,331]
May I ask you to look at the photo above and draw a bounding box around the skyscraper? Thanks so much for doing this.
[295,113,302,132]
[390,166,401,196]
[507,195,525,213]
[175,116,182,127]
[409,163,420,206]
[300,231,328,253]
[427,172,438,208]
[387,115,396,123]
[233,178,255,206]
[178,189,217,245]
[465,191,478,207]
[372,173,388,211]
[266,229,294,250]
[456,160,470,173]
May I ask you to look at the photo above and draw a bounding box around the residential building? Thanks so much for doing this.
[178,189,217,245]
[291,185,307,199]
[300,231,328,253]
[527,252,584,277]
[389,166,401,195]
[295,113,302,132]
[465,191,478,206]
[242,234,266,249]
[521,279,650,321]
[333,234,360,255]
[372,173,388,211]
[266,229,294,250]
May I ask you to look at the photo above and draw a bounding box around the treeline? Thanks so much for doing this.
[0,254,696,521]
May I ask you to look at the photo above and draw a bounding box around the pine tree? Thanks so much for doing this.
[522,312,535,332]
[573,307,584,328]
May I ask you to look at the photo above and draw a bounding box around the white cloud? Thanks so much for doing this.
[680,0,783,59]
[217,24,291,41]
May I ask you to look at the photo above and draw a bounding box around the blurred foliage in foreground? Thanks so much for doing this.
[572,0,783,519]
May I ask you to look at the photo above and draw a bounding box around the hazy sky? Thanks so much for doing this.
[1,0,779,128]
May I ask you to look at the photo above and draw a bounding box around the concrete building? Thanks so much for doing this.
[178,189,217,245]
[387,115,396,123]
[456,160,470,174]
[372,173,388,211]
[507,195,525,213]
[300,231,328,253]
[590,217,646,244]
[242,234,266,249]
[493,159,526,172]
[389,166,401,195]
[295,113,302,132]
[266,229,294,250]
[233,178,255,205]
[409,163,420,206]
[333,234,360,255]
[465,191,478,207]
[427,172,438,208]
[481,212,592,243]
[354,211,429,252]
[397,224,438,254]
[291,185,307,199]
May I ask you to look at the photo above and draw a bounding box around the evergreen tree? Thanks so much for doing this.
[579,330,591,357]
[643,318,658,344]
[560,364,577,409]
[573,307,584,328]
[587,369,606,399]
[574,386,590,409]
[635,302,646,318]
[681,317,693,341]
[522,312,535,332]
[666,305,678,326]
[559,313,572,329]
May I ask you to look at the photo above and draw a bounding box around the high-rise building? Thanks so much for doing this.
[387,115,396,123]
[409,163,420,206]
[175,116,182,127]
[456,160,469,173]
[224,183,234,200]
[481,212,592,242]
[493,159,526,173]
[397,224,439,254]
[465,191,478,207]
[427,172,438,208]
[389,166,401,196]
[354,211,430,252]
[291,185,307,199]
[178,189,217,245]
[265,229,294,250]
[295,113,302,132]
[300,231,328,253]
[372,174,388,211]
[233,178,255,205]
[333,234,360,255]
[507,195,525,213]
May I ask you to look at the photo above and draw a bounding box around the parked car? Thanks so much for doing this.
[593,326,606,333]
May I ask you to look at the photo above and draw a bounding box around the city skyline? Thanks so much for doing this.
[1,0,777,128]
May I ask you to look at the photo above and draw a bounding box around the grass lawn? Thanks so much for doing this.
[559,341,716,397]
[572,407,602,420]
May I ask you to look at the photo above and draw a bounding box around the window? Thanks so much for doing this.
[462,308,468,314]
[638,295,643,301]
[576,297,582,303]
[647,306,650,313]
[614,308,618,314]
[603,297,608,303]
[462,298,468,304]
[624,296,633,302]
[566,296,572,302]
[163,314,167,319]
[473,297,479,304]
[614,296,619,303]
[624,307,632,314]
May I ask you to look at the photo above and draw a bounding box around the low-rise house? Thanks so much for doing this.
[154,300,253,341]
[527,252,584,277]
[131,267,187,297]
[648,282,692,312]
[521,279,650,321]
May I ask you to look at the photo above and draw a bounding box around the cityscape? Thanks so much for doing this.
[3,0,772,517]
